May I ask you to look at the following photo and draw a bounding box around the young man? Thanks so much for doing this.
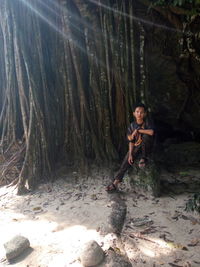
[106,103,154,192]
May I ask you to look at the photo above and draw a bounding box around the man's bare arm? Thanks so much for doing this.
[138,129,154,136]
[128,142,134,165]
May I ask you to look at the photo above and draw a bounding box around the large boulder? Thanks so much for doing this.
[162,142,200,167]
[129,160,160,197]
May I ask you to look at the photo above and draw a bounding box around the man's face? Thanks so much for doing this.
[133,107,146,121]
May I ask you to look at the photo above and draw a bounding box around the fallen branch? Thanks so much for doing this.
[124,232,158,244]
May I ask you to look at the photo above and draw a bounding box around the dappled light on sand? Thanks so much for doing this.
[137,237,173,258]
[1,176,200,266]
[0,179,108,266]
[0,208,102,266]
[138,246,156,258]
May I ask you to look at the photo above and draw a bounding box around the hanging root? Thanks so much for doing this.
[7,177,19,187]
[0,142,25,186]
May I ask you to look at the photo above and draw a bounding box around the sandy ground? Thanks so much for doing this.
[0,169,200,267]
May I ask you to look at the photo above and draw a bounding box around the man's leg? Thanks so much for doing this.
[106,146,141,191]
[139,135,153,167]
[106,152,132,191]
[114,152,131,183]
[142,135,153,158]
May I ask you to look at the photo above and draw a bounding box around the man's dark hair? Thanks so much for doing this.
[133,103,147,112]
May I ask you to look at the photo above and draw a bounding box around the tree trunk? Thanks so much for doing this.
[1,0,199,193]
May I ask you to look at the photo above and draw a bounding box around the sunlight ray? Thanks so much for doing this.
[16,0,143,85]
[35,0,60,18]
[17,0,93,60]
[88,0,184,34]
[44,0,153,81]
[33,0,145,71]
[18,0,65,38]
[35,0,88,47]
[43,0,103,39]
[35,0,88,38]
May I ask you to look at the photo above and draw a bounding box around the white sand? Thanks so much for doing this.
[0,170,200,267]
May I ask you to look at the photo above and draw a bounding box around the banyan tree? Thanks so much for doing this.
[0,0,200,194]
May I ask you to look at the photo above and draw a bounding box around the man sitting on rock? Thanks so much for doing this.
[106,103,154,192]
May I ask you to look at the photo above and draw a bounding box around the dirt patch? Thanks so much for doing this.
[0,169,200,266]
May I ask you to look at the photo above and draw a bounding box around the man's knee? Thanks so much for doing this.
[142,134,153,144]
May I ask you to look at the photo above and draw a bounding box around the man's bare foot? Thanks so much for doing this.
[106,180,120,192]
[138,158,146,169]
[106,183,116,192]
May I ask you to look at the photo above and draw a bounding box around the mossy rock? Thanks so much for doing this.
[129,161,160,197]
[160,168,200,194]
[185,193,200,213]
[162,142,200,167]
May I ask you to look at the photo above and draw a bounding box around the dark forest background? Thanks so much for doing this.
[0,0,200,194]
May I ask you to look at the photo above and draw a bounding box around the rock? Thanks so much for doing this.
[160,168,200,194]
[3,235,30,260]
[129,160,160,197]
[80,240,104,267]
[162,142,200,167]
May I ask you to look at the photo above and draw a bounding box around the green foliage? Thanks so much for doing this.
[151,0,196,7]
[149,0,200,17]
[179,171,190,176]
[185,193,200,213]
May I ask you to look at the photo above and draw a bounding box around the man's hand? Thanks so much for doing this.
[128,155,134,165]
[131,129,138,139]
[131,129,138,140]
[127,129,138,141]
